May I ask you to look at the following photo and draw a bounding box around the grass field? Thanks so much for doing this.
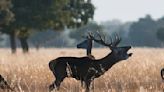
[0,48,164,92]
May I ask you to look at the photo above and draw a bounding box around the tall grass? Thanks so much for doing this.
[0,48,164,92]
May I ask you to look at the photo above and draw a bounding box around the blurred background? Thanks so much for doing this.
[1,0,164,53]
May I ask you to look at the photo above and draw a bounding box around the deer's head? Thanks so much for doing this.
[89,32,132,61]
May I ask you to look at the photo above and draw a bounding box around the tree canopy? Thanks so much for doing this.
[0,0,95,53]
[10,0,94,31]
[156,27,164,42]
[0,0,14,30]
[128,15,159,47]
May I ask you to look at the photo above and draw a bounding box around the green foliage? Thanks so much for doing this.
[156,27,164,42]
[0,0,95,52]
[11,0,52,30]
[12,0,93,29]
[67,0,94,28]
[3,0,94,36]
[0,0,14,28]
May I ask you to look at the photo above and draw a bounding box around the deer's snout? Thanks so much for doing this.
[125,46,132,57]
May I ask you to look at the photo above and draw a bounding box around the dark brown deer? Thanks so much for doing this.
[77,32,95,59]
[161,68,164,80]
[0,75,14,91]
[48,32,132,92]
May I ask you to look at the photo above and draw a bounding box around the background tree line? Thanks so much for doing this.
[0,0,94,53]
[27,15,164,48]
[1,0,164,54]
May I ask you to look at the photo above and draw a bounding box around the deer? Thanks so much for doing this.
[48,32,133,92]
[77,32,95,60]
[0,75,14,91]
[161,68,164,80]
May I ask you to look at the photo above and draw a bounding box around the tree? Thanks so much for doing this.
[0,0,16,53]
[156,27,164,43]
[67,0,94,28]
[128,15,159,47]
[0,0,14,26]
[7,0,94,53]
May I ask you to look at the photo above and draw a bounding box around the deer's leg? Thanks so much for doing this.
[49,80,62,92]
[49,77,65,92]
[84,80,92,92]
[161,68,164,80]
[49,72,57,92]
[81,80,85,88]
[49,81,55,92]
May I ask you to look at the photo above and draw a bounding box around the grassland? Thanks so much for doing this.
[0,48,164,92]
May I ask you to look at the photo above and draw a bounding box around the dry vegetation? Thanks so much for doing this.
[0,48,164,92]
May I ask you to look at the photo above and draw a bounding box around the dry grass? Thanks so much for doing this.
[0,48,164,92]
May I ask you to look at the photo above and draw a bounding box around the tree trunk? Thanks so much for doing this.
[19,37,29,53]
[9,31,16,53]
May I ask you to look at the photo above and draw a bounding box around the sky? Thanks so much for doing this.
[92,0,164,22]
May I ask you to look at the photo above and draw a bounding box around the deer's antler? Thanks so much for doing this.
[88,32,121,48]
[112,33,121,47]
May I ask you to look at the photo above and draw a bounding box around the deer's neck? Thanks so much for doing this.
[98,53,119,71]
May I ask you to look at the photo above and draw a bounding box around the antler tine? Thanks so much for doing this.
[101,32,106,42]
[88,31,112,47]
[109,36,113,46]
[82,32,93,39]
[96,31,111,46]
[87,32,92,39]
[96,31,104,42]
[88,31,101,43]
[117,33,121,45]
[88,32,94,39]
[113,33,121,46]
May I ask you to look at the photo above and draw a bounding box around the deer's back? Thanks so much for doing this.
[55,57,93,66]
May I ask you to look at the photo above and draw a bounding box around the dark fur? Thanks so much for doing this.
[161,68,164,80]
[49,46,132,92]
[0,75,14,91]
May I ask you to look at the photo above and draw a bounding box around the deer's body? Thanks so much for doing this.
[49,47,132,92]
[49,32,132,92]
[49,53,118,81]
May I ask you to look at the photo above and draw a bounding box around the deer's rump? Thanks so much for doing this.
[49,57,94,79]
